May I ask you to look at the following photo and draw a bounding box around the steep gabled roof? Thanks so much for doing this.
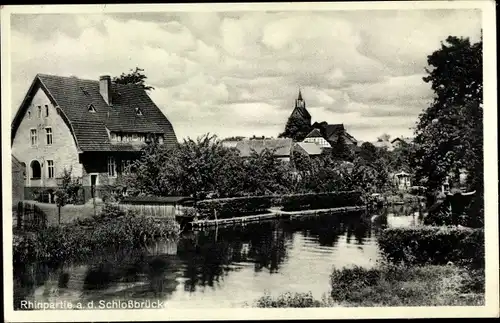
[11,74,177,152]
[305,128,323,138]
[234,138,294,157]
[311,121,358,144]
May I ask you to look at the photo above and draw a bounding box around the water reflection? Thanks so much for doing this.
[14,205,422,309]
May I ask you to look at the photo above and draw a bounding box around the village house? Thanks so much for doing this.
[390,137,412,150]
[303,122,358,151]
[228,138,322,161]
[11,74,177,203]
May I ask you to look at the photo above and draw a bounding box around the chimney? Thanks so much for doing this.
[99,75,112,106]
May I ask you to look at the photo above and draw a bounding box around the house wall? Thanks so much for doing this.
[303,137,331,148]
[80,152,140,202]
[12,86,83,192]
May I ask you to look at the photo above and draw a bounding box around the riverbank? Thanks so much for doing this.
[255,264,484,307]
[13,204,180,267]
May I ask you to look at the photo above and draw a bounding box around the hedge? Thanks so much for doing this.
[378,226,484,268]
[195,196,273,219]
[281,191,363,211]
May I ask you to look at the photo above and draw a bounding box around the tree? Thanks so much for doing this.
[54,168,81,224]
[331,134,353,161]
[127,134,247,199]
[378,133,391,142]
[411,35,483,222]
[113,67,154,92]
[279,115,312,141]
[358,142,378,165]
[242,148,293,195]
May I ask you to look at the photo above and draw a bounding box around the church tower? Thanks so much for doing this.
[290,89,311,124]
[295,89,305,109]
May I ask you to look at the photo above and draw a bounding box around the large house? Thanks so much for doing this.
[11,74,177,202]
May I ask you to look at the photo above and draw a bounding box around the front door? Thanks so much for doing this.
[90,175,97,198]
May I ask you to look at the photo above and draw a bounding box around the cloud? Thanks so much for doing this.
[9,9,482,142]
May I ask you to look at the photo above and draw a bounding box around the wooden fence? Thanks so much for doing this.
[117,203,180,219]
[16,201,48,231]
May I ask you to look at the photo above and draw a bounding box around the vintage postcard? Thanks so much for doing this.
[2,1,499,322]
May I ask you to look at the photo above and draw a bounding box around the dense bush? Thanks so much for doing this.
[378,226,484,268]
[13,205,180,267]
[196,196,273,219]
[329,264,484,306]
[424,192,484,228]
[281,191,363,211]
[255,292,323,308]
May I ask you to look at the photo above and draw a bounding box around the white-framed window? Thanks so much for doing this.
[108,156,116,177]
[47,160,55,178]
[45,127,53,145]
[30,128,38,146]
[110,132,117,141]
[37,106,42,118]
[45,105,49,117]
[88,104,96,113]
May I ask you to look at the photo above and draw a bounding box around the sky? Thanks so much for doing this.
[9,9,482,142]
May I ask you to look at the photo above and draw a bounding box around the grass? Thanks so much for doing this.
[255,264,484,307]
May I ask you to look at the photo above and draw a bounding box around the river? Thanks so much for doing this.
[13,204,423,309]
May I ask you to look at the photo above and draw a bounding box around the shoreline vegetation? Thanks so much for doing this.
[255,264,484,307]
[13,204,180,268]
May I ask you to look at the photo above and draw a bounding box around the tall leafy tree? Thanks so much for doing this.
[113,67,154,92]
[279,115,312,141]
[412,35,482,194]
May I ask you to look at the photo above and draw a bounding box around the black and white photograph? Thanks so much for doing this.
[2,1,498,321]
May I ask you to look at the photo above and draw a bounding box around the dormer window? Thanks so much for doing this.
[88,104,97,113]
[135,107,143,116]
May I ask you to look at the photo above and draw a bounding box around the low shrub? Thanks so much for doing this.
[196,196,273,219]
[329,264,484,306]
[255,292,323,308]
[281,191,363,211]
[378,226,484,268]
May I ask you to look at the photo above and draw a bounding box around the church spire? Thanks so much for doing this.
[295,88,305,109]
